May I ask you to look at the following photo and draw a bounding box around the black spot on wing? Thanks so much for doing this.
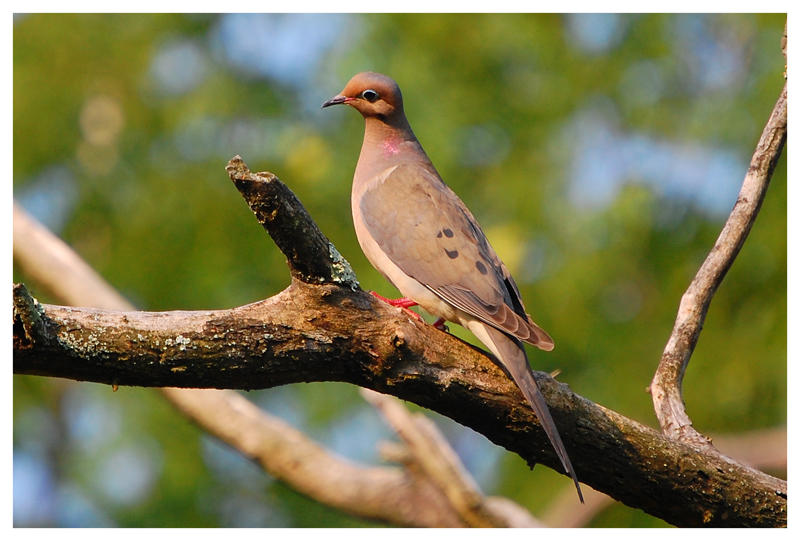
[475,261,488,275]
[445,248,459,259]
[443,228,454,238]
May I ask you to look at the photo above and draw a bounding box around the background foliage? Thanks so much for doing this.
[13,13,786,527]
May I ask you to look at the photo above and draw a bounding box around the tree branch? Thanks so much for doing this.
[648,82,787,446]
[362,388,541,527]
[162,386,477,527]
[13,201,532,528]
[12,158,787,526]
[541,426,787,528]
[227,156,358,288]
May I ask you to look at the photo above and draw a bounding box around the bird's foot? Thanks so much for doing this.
[432,317,449,332]
[370,292,419,309]
[370,292,422,320]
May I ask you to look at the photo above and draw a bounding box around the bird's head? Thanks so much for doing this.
[322,72,404,122]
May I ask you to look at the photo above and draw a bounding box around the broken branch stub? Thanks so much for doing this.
[226,155,358,289]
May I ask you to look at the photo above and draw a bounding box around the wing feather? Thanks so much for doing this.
[360,163,553,350]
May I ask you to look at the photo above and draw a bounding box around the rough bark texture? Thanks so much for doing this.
[12,201,531,528]
[13,70,789,526]
[227,156,358,289]
[13,281,787,527]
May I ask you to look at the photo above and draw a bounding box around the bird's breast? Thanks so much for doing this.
[351,172,457,322]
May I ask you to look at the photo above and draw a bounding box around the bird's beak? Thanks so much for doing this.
[321,95,350,108]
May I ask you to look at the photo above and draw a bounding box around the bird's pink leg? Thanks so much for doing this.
[370,292,418,308]
[369,293,450,331]
[370,291,422,320]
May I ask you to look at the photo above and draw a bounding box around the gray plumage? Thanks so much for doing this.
[323,72,582,502]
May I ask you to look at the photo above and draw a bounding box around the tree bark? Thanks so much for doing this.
[12,202,535,528]
[13,155,788,526]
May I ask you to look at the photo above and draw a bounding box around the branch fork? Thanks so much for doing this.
[13,148,788,525]
[13,28,789,523]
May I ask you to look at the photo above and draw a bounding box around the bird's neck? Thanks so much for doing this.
[357,115,431,178]
[363,113,415,143]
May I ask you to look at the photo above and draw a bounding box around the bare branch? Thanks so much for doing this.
[12,279,787,526]
[227,156,358,288]
[649,82,787,446]
[13,201,132,310]
[541,426,787,528]
[12,202,488,528]
[160,387,470,527]
[13,145,788,526]
[363,389,541,527]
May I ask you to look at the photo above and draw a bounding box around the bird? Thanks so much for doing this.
[322,71,583,502]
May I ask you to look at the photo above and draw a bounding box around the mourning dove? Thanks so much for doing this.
[323,72,582,502]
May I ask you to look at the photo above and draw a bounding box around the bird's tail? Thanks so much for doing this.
[470,321,584,503]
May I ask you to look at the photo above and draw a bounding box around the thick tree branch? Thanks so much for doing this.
[12,285,787,525]
[13,159,788,529]
[648,82,787,447]
[541,426,787,528]
[14,202,530,528]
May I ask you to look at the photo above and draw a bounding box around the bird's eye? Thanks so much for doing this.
[361,89,379,102]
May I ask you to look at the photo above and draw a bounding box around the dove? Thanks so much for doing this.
[323,72,582,502]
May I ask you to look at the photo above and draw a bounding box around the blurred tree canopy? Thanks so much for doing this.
[13,13,786,527]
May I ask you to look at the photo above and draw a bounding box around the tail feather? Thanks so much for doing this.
[469,321,583,503]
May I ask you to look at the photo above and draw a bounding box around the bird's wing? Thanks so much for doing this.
[359,163,553,350]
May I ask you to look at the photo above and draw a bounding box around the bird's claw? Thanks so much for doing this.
[370,291,423,320]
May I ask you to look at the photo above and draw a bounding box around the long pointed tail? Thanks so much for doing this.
[471,321,583,503]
